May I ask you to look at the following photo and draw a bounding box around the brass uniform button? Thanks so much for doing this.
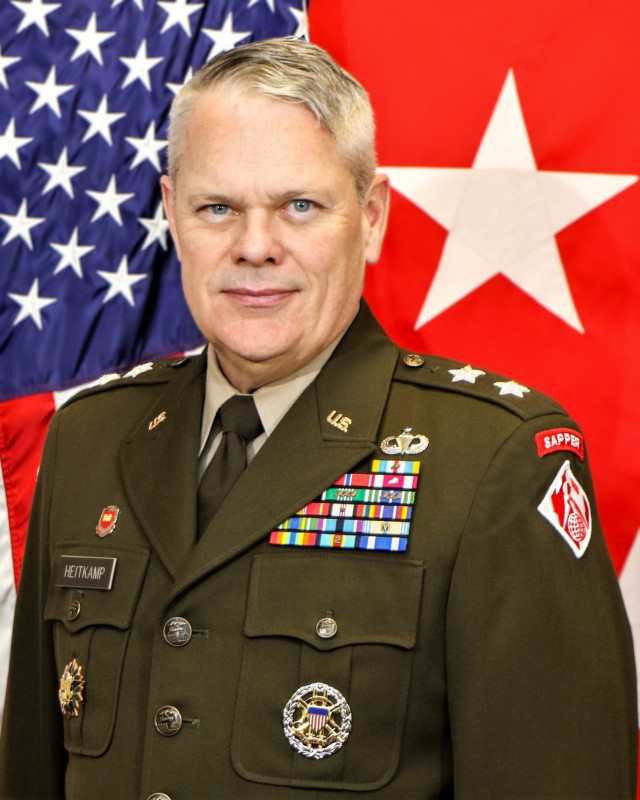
[154,705,183,736]
[403,354,424,368]
[316,617,338,639]
[67,600,81,621]
[163,617,192,647]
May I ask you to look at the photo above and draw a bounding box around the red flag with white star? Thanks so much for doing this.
[310,0,640,787]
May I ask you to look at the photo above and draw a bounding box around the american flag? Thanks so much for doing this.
[0,0,308,711]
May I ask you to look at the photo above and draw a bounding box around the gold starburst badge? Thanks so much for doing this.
[58,659,85,718]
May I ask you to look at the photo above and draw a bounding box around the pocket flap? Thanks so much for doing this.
[245,553,423,650]
[45,542,150,632]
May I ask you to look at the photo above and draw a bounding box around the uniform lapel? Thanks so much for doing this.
[166,305,398,606]
[120,355,207,578]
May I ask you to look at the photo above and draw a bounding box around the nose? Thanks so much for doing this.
[231,211,283,267]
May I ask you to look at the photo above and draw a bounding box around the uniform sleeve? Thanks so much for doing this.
[445,412,637,799]
[0,411,66,799]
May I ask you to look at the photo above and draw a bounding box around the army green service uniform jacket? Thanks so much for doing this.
[0,305,636,799]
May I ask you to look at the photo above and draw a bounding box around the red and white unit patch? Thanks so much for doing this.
[95,506,119,538]
[537,460,592,558]
[535,428,584,460]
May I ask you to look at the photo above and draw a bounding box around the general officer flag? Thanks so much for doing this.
[308,0,640,790]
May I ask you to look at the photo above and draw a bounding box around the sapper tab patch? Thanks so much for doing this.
[538,460,592,558]
[535,428,584,461]
[270,461,420,552]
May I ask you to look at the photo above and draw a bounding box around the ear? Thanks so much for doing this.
[363,172,391,264]
[160,174,181,260]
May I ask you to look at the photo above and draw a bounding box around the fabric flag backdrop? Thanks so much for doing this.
[309,0,640,788]
[0,0,307,712]
[0,0,639,787]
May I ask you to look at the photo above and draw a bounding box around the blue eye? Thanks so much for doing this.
[210,204,229,215]
[291,199,313,213]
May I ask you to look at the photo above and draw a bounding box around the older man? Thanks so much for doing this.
[0,38,636,800]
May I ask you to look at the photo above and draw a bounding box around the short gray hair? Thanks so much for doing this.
[167,37,377,200]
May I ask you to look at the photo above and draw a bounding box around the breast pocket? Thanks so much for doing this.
[231,552,423,792]
[44,542,150,757]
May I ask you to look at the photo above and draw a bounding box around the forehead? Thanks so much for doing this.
[178,87,355,194]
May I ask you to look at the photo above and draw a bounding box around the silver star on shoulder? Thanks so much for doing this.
[50,228,94,277]
[25,66,74,118]
[38,147,86,198]
[202,13,251,60]
[86,176,135,225]
[78,94,126,146]
[0,199,45,249]
[120,40,163,91]
[11,0,61,36]
[97,256,148,306]
[449,365,486,384]
[125,122,167,172]
[158,0,205,35]
[138,203,170,250]
[123,362,154,378]
[0,119,33,169]
[494,380,530,399]
[9,278,56,329]
[66,11,116,65]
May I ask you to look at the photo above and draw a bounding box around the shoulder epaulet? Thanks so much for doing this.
[394,351,566,421]
[59,356,196,409]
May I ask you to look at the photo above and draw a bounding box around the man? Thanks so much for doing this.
[0,38,636,800]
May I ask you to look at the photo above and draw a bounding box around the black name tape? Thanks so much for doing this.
[56,555,117,590]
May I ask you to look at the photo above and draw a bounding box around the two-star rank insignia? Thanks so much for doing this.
[270,460,420,552]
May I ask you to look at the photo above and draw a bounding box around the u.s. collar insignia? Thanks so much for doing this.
[96,506,119,537]
[59,659,85,718]
[283,682,352,759]
[380,428,429,456]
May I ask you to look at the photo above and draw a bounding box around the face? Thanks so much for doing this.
[161,87,389,392]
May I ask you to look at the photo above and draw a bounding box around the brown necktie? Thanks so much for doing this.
[197,395,263,534]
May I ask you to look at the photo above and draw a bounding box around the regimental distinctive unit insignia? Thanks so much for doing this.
[538,460,592,558]
[59,659,85,718]
[380,428,429,456]
[96,506,119,538]
[283,682,352,759]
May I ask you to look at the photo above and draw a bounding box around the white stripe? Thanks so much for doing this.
[0,462,17,721]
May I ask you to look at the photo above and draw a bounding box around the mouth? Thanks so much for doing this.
[221,288,298,308]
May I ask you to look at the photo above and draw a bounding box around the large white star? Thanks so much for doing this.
[97,256,147,306]
[125,122,167,172]
[11,0,61,36]
[158,0,204,36]
[202,13,251,60]
[384,70,638,333]
[0,119,33,169]
[78,94,126,145]
[25,66,74,118]
[0,199,45,249]
[66,12,115,65]
[50,227,94,277]
[9,278,56,329]
[0,45,20,90]
[86,176,135,225]
[38,147,86,198]
[619,529,640,722]
[138,203,170,250]
[120,40,163,91]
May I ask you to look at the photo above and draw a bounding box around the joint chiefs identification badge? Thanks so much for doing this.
[59,659,85,717]
[283,682,352,759]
